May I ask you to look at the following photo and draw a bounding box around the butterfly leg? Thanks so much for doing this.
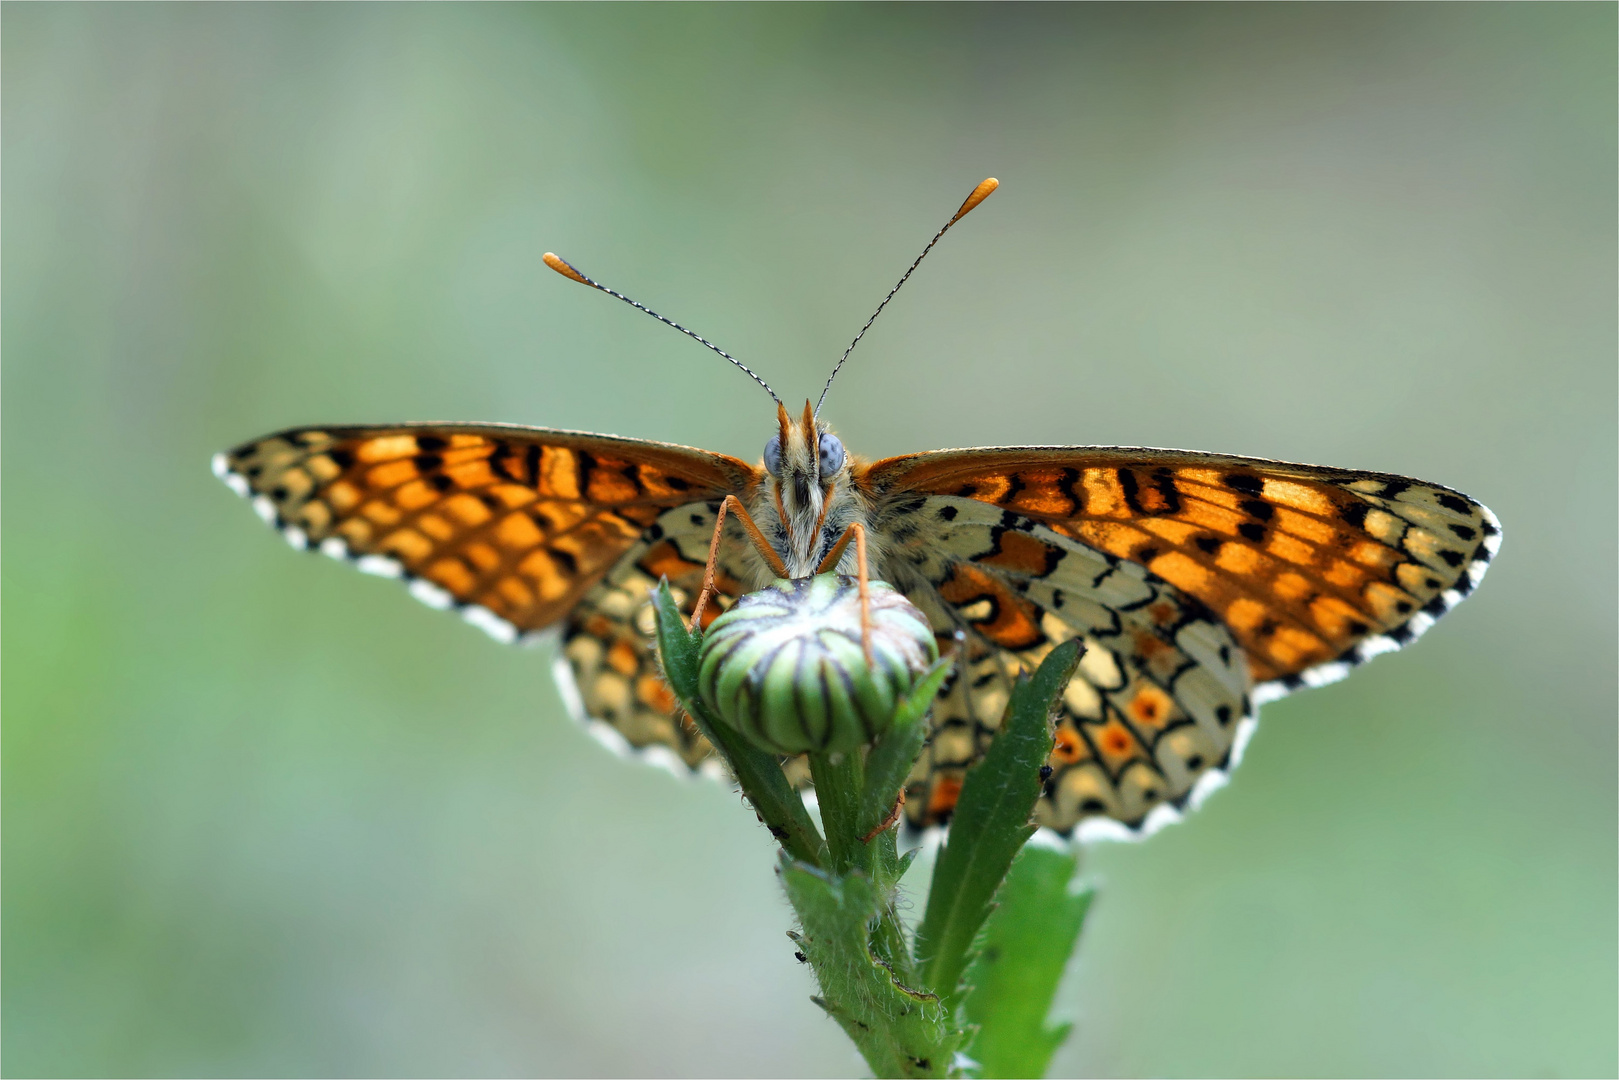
[691,495,787,629]
[860,788,905,844]
[815,521,873,665]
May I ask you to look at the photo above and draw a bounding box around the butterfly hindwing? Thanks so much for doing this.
[214,424,759,642]
[874,495,1252,837]
[554,499,759,776]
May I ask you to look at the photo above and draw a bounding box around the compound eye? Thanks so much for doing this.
[763,434,783,477]
[818,432,846,478]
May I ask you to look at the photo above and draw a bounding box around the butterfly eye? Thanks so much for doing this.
[763,435,783,477]
[818,433,846,478]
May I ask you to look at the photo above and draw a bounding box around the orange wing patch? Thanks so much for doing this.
[215,424,758,641]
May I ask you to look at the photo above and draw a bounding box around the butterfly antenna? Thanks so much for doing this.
[814,177,999,415]
[543,252,782,405]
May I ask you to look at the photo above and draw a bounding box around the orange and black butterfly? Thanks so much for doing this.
[214,179,1499,842]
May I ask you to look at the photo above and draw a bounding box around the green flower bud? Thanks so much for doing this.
[697,574,939,755]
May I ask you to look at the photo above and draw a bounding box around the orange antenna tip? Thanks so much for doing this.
[952,177,999,223]
[543,252,590,286]
[814,176,1003,415]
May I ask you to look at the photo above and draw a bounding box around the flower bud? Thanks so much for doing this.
[697,574,938,755]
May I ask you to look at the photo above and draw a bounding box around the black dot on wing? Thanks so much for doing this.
[1438,549,1464,568]
[1238,522,1266,542]
[415,435,448,452]
[1436,492,1469,514]
[1225,474,1264,496]
[1450,524,1476,540]
[665,475,689,491]
[414,453,444,473]
[1185,754,1204,770]
[938,505,958,521]
[1194,535,1223,555]
[1239,499,1274,521]
[1080,798,1107,813]
[1215,705,1232,726]
[428,473,454,493]
[690,513,706,526]
[271,486,288,501]
[1347,620,1369,635]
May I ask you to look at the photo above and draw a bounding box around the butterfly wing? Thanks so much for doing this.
[215,423,759,637]
[861,446,1500,838]
[215,423,763,766]
[553,496,766,774]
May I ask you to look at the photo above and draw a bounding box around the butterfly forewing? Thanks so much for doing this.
[864,447,1499,691]
[214,424,759,641]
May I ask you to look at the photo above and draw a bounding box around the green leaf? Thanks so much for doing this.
[650,579,704,702]
[961,844,1092,1079]
[859,656,953,843]
[651,581,827,868]
[780,858,959,1079]
[913,638,1081,1007]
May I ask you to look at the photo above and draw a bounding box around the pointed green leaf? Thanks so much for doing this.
[962,844,1092,1078]
[859,656,953,842]
[914,638,1081,1006]
[651,581,826,867]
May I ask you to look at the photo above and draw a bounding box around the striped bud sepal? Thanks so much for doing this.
[697,574,939,755]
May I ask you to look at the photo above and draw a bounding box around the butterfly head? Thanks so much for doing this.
[761,400,856,576]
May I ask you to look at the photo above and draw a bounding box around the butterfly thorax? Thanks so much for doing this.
[752,401,873,580]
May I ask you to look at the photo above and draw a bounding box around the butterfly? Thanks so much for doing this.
[213,179,1500,842]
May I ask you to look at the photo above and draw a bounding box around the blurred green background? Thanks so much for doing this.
[5,4,1614,1077]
